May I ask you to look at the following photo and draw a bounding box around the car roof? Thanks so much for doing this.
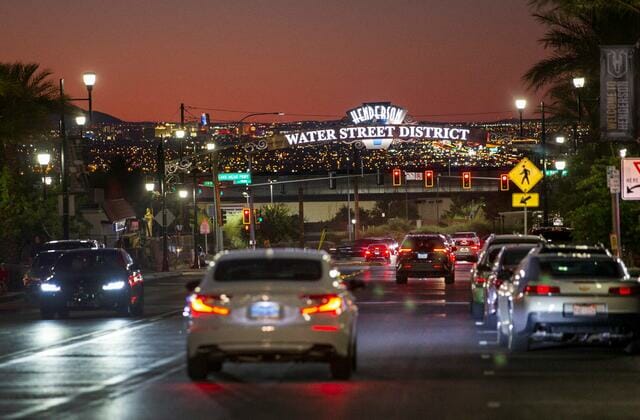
[214,248,329,263]
[534,253,617,262]
[58,248,121,255]
[489,234,542,243]
[45,239,95,244]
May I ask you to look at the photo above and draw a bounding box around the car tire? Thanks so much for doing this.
[187,353,208,381]
[444,272,455,284]
[508,332,529,352]
[470,302,483,319]
[40,307,55,320]
[396,274,408,284]
[330,354,352,380]
[131,295,144,317]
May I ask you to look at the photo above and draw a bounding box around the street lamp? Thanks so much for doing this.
[620,148,628,158]
[238,112,285,249]
[145,182,155,192]
[555,136,565,144]
[206,142,215,151]
[37,152,51,200]
[572,76,585,152]
[59,71,96,239]
[515,99,526,138]
[555,160,566,171]
[178,189,188,199]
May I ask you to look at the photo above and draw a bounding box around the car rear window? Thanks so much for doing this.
[42,241,93,251]
[214,259,323,281]
[538,259,623,279]
[401,236,445,250]
[33,252,63,269]
[501,247,535,266]
[452,233,476,239]
[55,251,124,273]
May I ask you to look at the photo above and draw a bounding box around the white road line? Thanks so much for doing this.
[5,353,183,420]
[487,401,501,409]
[483,370,495,376]
[481,354,491,359]
[479,340,488,346]
[0,309,180,369]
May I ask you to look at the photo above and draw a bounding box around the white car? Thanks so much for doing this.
[185,249,359,380]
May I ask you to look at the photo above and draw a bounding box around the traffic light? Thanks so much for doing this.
[500,173,509,191]
[242,208,251,225]
[462,172,472,190]
[424,170,434,188]
[329,171,336,189]
[256,209,264,224]
[376,168,384,186]
[392,169,402,187]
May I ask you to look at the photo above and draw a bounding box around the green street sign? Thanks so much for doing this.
[544,169,568,177]
[202,181,214,187]
[218,172,252,185]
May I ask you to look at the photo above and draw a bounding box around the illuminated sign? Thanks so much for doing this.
[347,102,407,125]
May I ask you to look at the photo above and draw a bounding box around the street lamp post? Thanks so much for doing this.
[238,112,284,249]
[59,72,96,239]
[540,101,548,226]
[515,99,526,138]
[572,77,585,153]
[156,138,169,272]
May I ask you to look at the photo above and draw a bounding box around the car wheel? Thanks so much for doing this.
[187,353,208,380]
[396,274,408,284]
[444,272,455,284]
[470,302,483,319]
[40,307,55,320]
[508,331,529,352]
[330,354,352,380]
[131,295,144,317]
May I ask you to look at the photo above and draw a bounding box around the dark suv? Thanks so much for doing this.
[396,234,455,284]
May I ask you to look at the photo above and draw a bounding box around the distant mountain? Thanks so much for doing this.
[49,108,123,127]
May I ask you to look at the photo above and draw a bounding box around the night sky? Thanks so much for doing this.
[1,0,547,123]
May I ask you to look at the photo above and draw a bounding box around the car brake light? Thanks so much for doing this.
[301,294,343,316]
[525,285,560,295]
[128,272,143,285]
[609,286,640,296]
[311,325,339,332]
[476,276,486,284]
[399,248,412,254]
[433,248,447,252]
[189,294,230,315]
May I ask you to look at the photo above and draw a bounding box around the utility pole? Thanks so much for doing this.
[541,101,548,226]
[298,186,305,248]
[157,139,169,271]
[59,79,69,240]
[354,177,360,240]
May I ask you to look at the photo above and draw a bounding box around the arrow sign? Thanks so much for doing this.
[626,184,640,194]
[512,193,539,208]
[622,158,640,200]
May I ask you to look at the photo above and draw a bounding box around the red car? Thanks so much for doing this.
[365,243,391,263]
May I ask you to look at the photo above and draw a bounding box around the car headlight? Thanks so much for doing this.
[102,281,126,291]
[40,283,61,293]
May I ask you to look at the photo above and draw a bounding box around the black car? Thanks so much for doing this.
[39,248,144,319]
[40,239,104,252]
[396,234,455,284]
[23,250,65,301]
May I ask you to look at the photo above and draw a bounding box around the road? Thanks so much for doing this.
[0,262,639,419]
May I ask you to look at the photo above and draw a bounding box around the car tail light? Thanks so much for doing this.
[128,272,143,285]
[475,276,487,285]
[365,250,371,256]
[609,286,640,296]
[433,248,447,252]
[301,294,343,316]
[311,325,339,332]
[189,294,230,315]
[525,285,560,295]
[399,248,412,254]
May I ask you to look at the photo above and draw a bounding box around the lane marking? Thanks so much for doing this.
[4,353,183,420]
[483,370,495,376]
[481,354,491,359]
[487,401,501,409]
[0,309,180,369]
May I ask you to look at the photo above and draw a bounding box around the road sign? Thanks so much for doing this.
[218,172,252,184]
[512,192,539,208]
[621,158,640,200]
[508,157,543,193]
[607,166,621,193]
[200,219,210,234]
[154,209,175,227]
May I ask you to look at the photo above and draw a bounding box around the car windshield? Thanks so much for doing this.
[214,259,323,281]
[55,251,124,273]
[538,259,623,279]
[452,233,476,239]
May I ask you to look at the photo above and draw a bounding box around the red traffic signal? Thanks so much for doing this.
[424,170,434,188]
[392,169,402,187]
[242,208,251,225]
[462,172,471,190]
[500,174,509,191]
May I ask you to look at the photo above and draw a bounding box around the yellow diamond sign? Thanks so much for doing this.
[512,192,539,208]
[508,157,543,193]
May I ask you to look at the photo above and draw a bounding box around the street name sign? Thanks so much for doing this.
[508,157,543,193]
[621,158,640,200]
[512,192,539,208]
[218,172,252,185]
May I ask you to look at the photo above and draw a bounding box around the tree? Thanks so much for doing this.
[256,204,299,246]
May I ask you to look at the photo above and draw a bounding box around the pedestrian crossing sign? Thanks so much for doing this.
[508,157,543,193]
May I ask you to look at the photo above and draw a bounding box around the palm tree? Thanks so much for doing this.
[523,1,640,131]
[0,62,59,171]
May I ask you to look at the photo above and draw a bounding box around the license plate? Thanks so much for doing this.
[418,253,428,259]
[573,304,597,316]
[460,247,469,253]
[249,302,280,319]
[374,250,380,255]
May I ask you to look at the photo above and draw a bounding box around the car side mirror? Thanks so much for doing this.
[185,280,200,292]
